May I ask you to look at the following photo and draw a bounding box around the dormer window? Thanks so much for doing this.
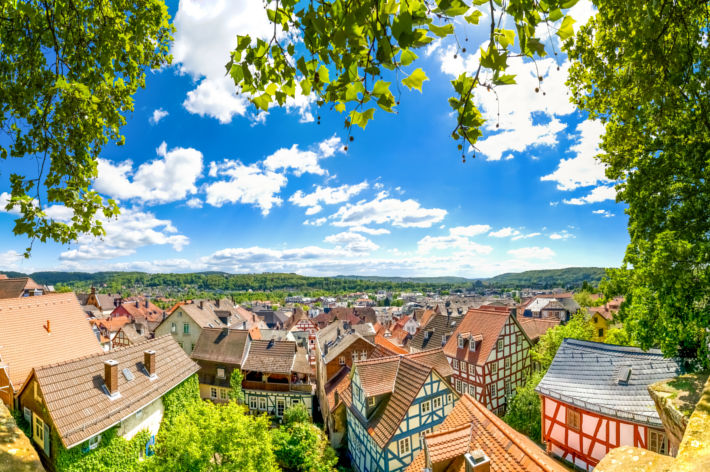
[368,396,376,407]
[469,338,476,352]
[458,335,465,348]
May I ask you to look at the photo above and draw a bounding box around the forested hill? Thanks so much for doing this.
[486,267,607,288]
[1,267,607,292]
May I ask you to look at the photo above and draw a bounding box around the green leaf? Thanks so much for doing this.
[334,102,346,113]
[429,23,454,38]
[493,74,517,85]
[253,94,271,111]
[400,49,418,66]
[548,8,563,21]
[499,29,516,48]
[317,64,331,84]
[465,10,483,24]
[402,68,428,92]
[557,15,576,40]
[349,108,375,129]
[373,80,391,97]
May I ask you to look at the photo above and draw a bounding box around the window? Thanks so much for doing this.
[249,397,257,409]
[490,363,498,376]
[648,429,667,455]
[216,368,226,379]
[88,434,101,451]
[277,399,286,416]
[220,389,228,400]
[32,414,44,446]
[23,407,31,423]
[420,428,432,439]
[171,322,176,333]
[352,352,358,363]
[452,359,459,370]
[455,378,462,392]
[447,393,452,403]
[211,387,217,399]
[566,409,581,431]
[183,323,190,334]
[339,356,346,365]
[259,397,267,410]
[505,380,512,396]
[458,336,464,348]
[360,351,368,361]
[433,396,442,409]
[490,383,497,398]
[461,361,467,372]
[505,357,511,369]
[598,328,605,337]
[468,364,475,375]
[469,339,476,352]
[398,437,411,454]
[291,398,300,405]
[421,400,431,414]
[497,339,504,351]
[368,396,376,407]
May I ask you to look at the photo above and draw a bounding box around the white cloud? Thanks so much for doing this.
[94,142,203,204]
[0,249,24,269]
[511,232,541,241]
[541,120,610,191]
[449,225,491,237]
[507,246,555,259]
[563,185,616,205]
[489,227,521,238]
[0,192,22,215]
[349,226,391,235]
[186,198,203,209]
[205,160,287,215]
[324,231,379,253]
[417,234,493,255]
[149,108,169,125]
[330,191,447,229]
[304,217,327,226]
[264,136,343,176]
[59,208,189,261]
[549,230,574,240]
[172,0,314,124]
[593,209,615,218]
[289,181,368,214]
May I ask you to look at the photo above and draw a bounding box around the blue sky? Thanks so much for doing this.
[0,0,628,277]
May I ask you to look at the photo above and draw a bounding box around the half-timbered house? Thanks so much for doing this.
[342,349,457,472]
[443,306,532,415]
[536,339,681,470]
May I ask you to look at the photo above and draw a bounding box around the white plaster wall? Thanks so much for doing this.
[118,398,164,440]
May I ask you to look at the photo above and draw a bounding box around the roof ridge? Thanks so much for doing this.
[563,338,664,355]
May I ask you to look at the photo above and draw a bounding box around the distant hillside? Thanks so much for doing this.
[334,275,477,284]
[486,267,607,288]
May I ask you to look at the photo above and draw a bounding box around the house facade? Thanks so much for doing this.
[536,339,680,470]
[343,350,457,472]
[191,328,251,403]
[154,299,233,355]
[443,306,532,416]
[17,336,198,469]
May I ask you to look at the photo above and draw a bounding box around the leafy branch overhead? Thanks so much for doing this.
[227,0,579,156]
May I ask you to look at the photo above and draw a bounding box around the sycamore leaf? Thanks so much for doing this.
[335,102,346,113]
[548,8,563,21]
[317,64,331,83]
[557,16,576,40]
[402,68,428,92]
[253,94,271,111]
[465,10,483,24]
[400,49,418,66]
[429,23,454,38]
[349,108,375,129]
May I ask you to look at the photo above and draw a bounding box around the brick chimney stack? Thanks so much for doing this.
[144,350,156,378]
[104,360,119,397]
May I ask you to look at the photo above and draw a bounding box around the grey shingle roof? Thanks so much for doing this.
[535,339,681,427]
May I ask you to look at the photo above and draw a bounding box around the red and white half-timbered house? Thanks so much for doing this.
[443,306,532,416]
[536,339,681,470]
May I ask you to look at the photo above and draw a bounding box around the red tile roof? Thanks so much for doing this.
[374,334,409,355]
[443,308,511,366]
[518,318,560,342]
[406,394,568,472]
[0,293,103,392]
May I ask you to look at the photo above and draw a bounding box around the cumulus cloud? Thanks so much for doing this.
[563,185,616,205]
[289,181,368,215]
[186,198,203,209]
[508,246,555,259]
[593,209,615,218]
[182,77,248,124]
[94,142,203,204]
[205,160,287,215]
[349,226,391,235]
[59,208,189,261]
[511,232,541,241]
[549,230,574,240]
[449,225,491,237]
[0,249,24,269]
[489,227,521,238]
[541,120,610,191]
[264,136,343,176]
[149,108,169,125]
[330,191,446,229]
[324,231,379,253]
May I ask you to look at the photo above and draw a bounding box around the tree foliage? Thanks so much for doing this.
[229,369,245,403]
[567,0,710,369]
[0,0,173,253]
[272,405,338,472]
[503,370,544,443]
[531,312,594,371]
[227,0,580,155]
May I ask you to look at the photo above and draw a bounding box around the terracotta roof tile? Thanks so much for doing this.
[28,335,199,448]
[443,308,511,366]
[242,339,298,375]
[518,318,560,342]
[374,334,409,355]
[191,328,250,366]
[0,293,103,392]
[406,394,568,472]
[325,366,351,412]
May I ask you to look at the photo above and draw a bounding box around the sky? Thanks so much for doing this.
[0,0,629,278]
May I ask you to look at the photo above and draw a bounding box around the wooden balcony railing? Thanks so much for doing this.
[242,380,314,394]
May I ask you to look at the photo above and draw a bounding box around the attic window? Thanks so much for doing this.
[122,368,134,382]
[458,336,465,348]
[618,366,632,385]
[469,338,476,352]
[368,396,376,407]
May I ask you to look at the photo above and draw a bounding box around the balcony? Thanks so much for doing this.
[242,380,315,394]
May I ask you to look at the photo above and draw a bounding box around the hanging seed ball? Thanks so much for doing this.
[458,144,463,150]
[344,145,348,151]
[543,92,547,96]
[462,48,467,53]
[538,76,543,81]
[349,136,354,142]
[535,87,539,93]
[496,123,499,128]
[557,66,560,71]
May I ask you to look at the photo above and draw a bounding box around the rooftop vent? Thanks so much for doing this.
[618,366,632,385]
[464,450,491,472]
[122,368,134,381]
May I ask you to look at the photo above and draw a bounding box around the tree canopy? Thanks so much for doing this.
[567,0,710,369]
[0,0,173,253]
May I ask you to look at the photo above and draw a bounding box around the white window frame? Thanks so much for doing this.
[490,362,498,376]
[505,357,511,370]
[170,322,176,333]
[421,400,431,414]
[249,396,258,409]
[88,434,101,450]
[259,397,267,411]
[216,367,226,379]
[490,383,497,398]
[497,339,504,351]
[468,364,475,375]
[339,355,346,365]
[210,387,217,399]
[457,336,464,348]
[398,437,411,455]
[452,359,459,370]
[432,396,442,409]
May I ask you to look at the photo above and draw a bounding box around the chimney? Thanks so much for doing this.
[464,450,490,472]
[145,299,149,308]
[144,350,156,378]
[46,320,51,333]
[199,300,204,310]
[135,300,139,308]
[91,286,96,295]
[104,360,119,397]
[215,299,220,308]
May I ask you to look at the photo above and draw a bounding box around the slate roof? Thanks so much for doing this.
[344,349,457,449]
[0,277,44,298]
[317,321,376,364]
[405,394,568,472]
[0,293,103,392]
[191,328,251,366]
[443,308,513,366]
[242,339,304,375]
[535,339,681,427]
[26,335,199,448]
[410,312,461,351]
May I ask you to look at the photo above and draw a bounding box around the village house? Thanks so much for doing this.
[77,287,122,316]
[519,293,580,322]
[191,328,252,403]
[154,299,245,355]
[535,339,680,470]
[408,309,461,353]
[17,336,199,469]
[518,318,561,345]
[405,393,568,472]
[585,297,623,341]
[0,274,51,298]
[110,298,167,334]
[443,306,533,416]
[284,307,319,365]
[342,349,457,472]
[0,293,103,408]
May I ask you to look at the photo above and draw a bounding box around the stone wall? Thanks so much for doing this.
[0,403,44,472]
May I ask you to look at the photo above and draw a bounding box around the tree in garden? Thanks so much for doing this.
[0,0,173,253]
[229,369,245,403]
[503,370,544,442]
[272,405,338,472]
[530,312,594,372]
[567,0,710,369]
